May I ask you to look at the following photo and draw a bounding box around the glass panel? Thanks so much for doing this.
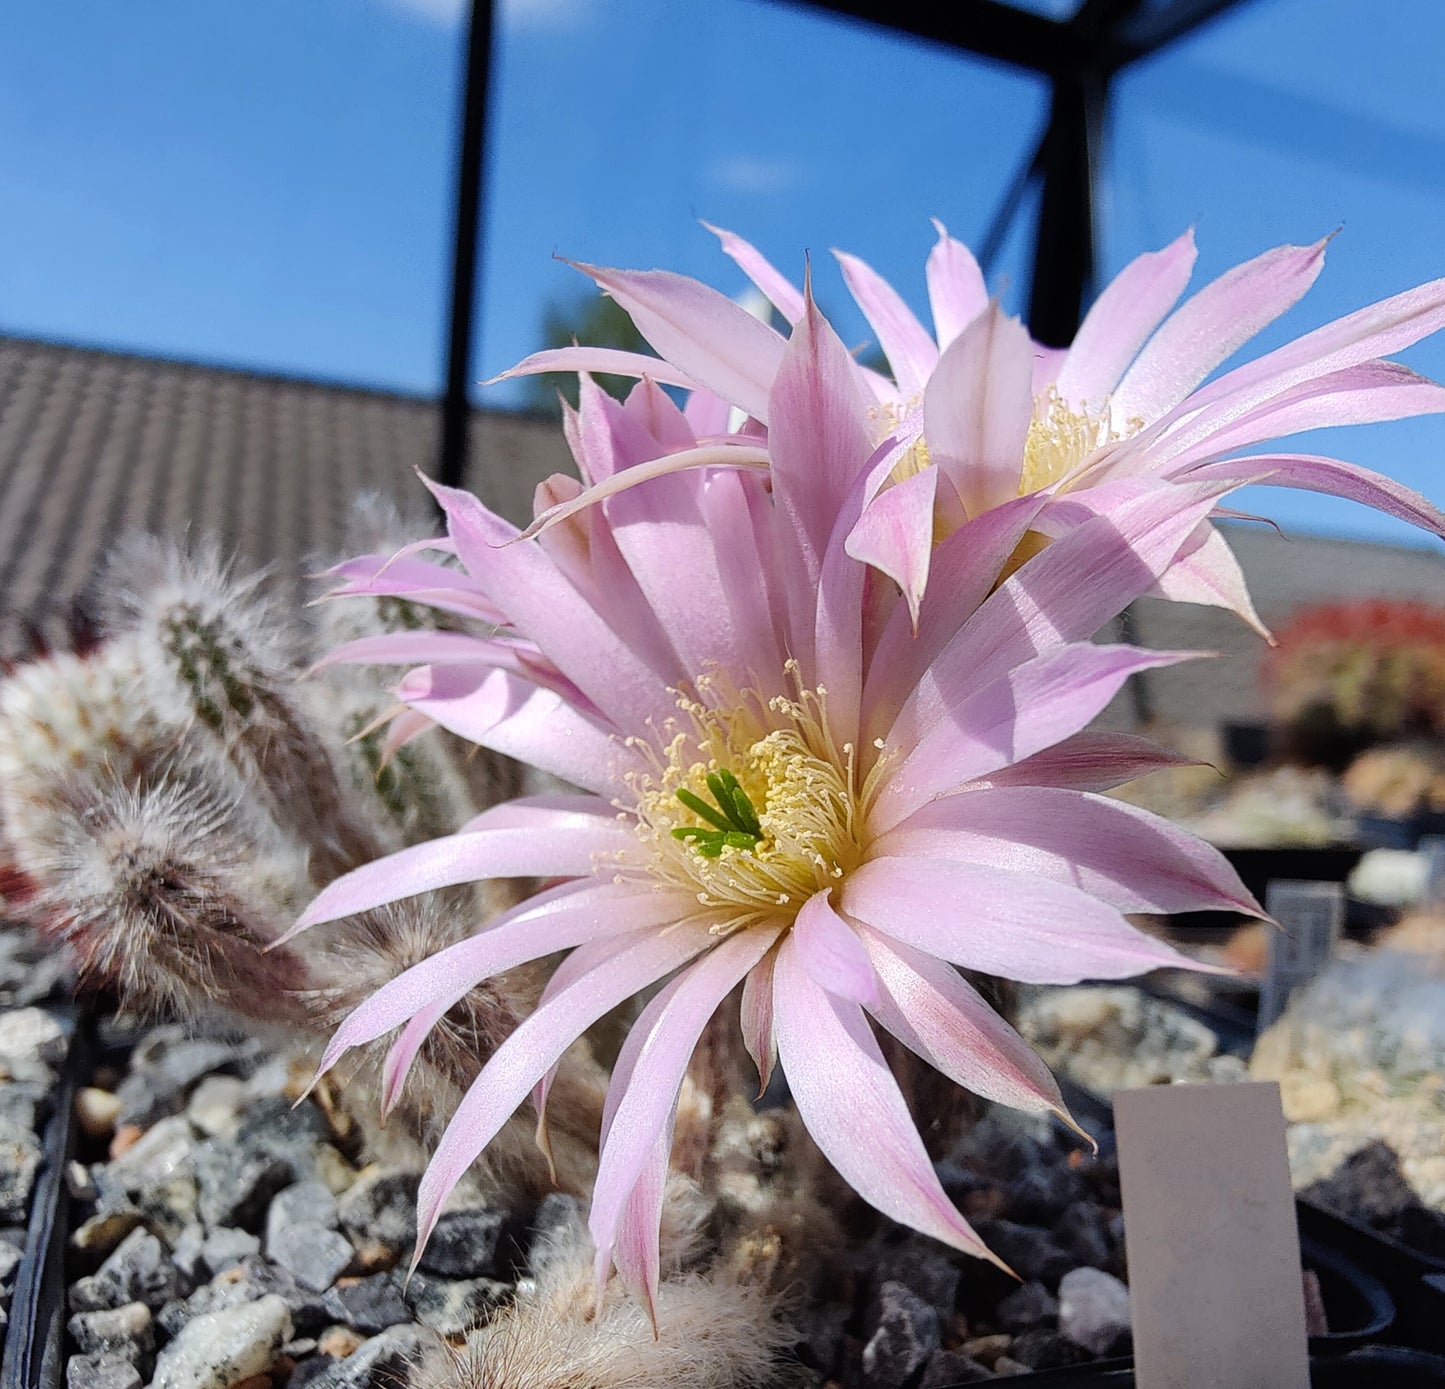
[1108,0,1445,545]
[481,0,1050,405]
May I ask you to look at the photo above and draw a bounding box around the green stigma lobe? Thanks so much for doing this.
[674,770,764,854]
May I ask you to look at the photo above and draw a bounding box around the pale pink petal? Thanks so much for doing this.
[395,646,585,709]
[704,221,806,324]
[489,345,699,392]
[682,385,733,438]
[792,891,877,1004]
[1148,361,1445,475]
[739,946,779,1094]
[835,249,940,398]
[572,262,787,424]
[925,219,988,351]
[923,304,1036,524]
[622,377,697,452]
[861,493,1047,742]
[510,443,770,543]
[413,921,718,1266]
[380,707,434,761]
[768,281,875,664]
[398,665,629,795]
[292,819,632,934]
[843,857,1208,984]
[816,433,917,739]
[1145,521,1272,638]
[588,927,781,1299]
[886,477,1238,750]
[871,644,1201,834]
[1114,240,1327,423]
[855,923,1069,1118]
[772,937,1004,1268]
[310,880,681,1073]
[457,792,618,835]
[845,463,938,635]
[313,631,505,672]
[380,1002,449,1117]
[322,556,508,625]
[604,1120,672,1327]
[1055,230,1196,408]
[1183,453,1445,535]
[872,787,1263,917]
[980,730,1197,792]
[1032,346,1068,395]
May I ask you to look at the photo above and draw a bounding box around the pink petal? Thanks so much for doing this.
[1184,453,1445,536]
[925,219,988,351]
[682,385,733,438]
[622,377,697,452]
[768,279,875,665]
[704,221,806,324]
[980,729,1197,792]
[311,880,680,1073]
[604,1120,672,1327]
[792,891,878,1004]
[886,477,1237,750]
[1114,240,1327,423]
[845,463,938,635]
[772,937,1004,1268]
[292,818,632,934]
[923,304,1036,525]
[489,344,699,392]
[413,920,719,1267]
[399,665,629,795]
[739,946,779,1094]
[817,432,918,740]
[313,631,504,671]
[572,262,787,425]
[872,786,1263,917]
[855,923,1068,1118]
[871,644,1201,834]
[588,927,781,1300]
[429,480,677,731]
[835,249,940,398]
[457,792,618,835]
[861,492,1047,742]
[842,856,1208,984]
[1145,521,1271,639]
[1055,230,1197,408]
[323,556,507,625]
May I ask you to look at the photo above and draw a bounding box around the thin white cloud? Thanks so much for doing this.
[375,0,591,32]
[710,155,800,196]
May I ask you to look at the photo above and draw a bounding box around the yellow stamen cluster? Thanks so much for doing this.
[1020,387,1134,496]
[617,665,889,936]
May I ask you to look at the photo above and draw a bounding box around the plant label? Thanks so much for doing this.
[1260,879,1343,1030]
[1115,1081,1309,1389]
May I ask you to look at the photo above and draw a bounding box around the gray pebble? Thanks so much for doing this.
[150,1292,292,1389]
[404,1270,509,1335]
[874,1244,960,1312]
[235,1094,332,1183]
[1058,1266,1131,1355]
[67,1301,153,1356]
[996,1279,1059,1333]
[186,1075,248,1137]
[158,1256,330,1338]
[338,1169,419,1252]
[71,1228,185,1312]
[919,1350,994,1386]
[269,1180,340,1236]
[192,1138,289,1229]
[524,1193,585,1279]
[0,1121,42,1223]
[0,1006,67,1068]
[301,1324,432,1389]
[0,1240,22,1288]
[65,1353,143,1389]
[202,1225,262,1275]
[268,1221,355,1292]
[1008,1328,1093,1371]
[321,1272,413,1333]
[861,1280,941,1389]
[415,1206,506,1279]
[107,1116,195,1192]
[0,1080,49,1131]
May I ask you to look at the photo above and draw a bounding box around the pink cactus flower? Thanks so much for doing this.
[293,282,1269,1317]
[498,223,1445,635]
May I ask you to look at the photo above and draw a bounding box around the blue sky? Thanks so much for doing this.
[3,0,1443,547]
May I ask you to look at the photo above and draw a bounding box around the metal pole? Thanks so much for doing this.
[438,0,494,491]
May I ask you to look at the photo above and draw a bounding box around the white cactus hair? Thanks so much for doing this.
[412,1185,792,1389]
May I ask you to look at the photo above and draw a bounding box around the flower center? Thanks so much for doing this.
[1020,388,1133,496]
[619,666,882,935]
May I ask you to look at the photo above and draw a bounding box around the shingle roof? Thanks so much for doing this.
[2,333,1441,728]
[0,335,570,656]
